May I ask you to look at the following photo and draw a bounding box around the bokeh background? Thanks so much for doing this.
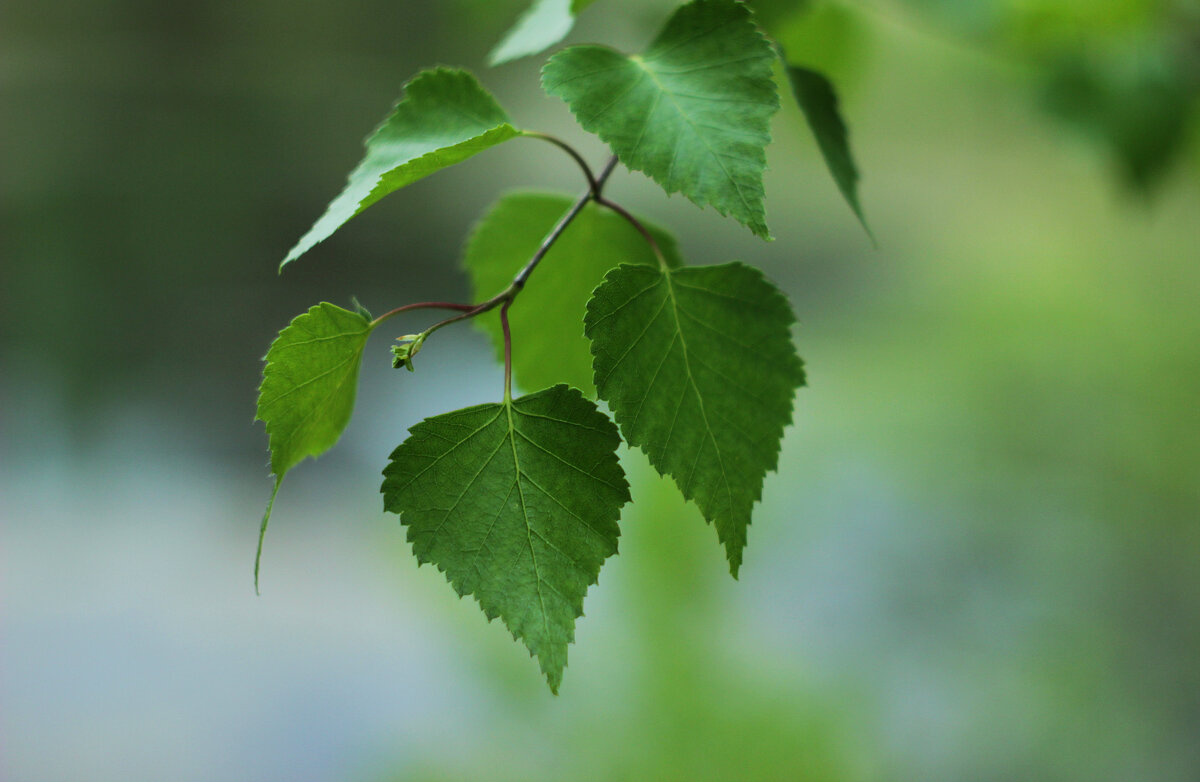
[3,0,1199,779]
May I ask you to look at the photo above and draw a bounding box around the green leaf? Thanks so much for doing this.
[255,302,376,589]
[381,384,628,693]
[785,64,872,239]
[282,68,523,269]
[542,0,779,238]
[488,0,600,66]
[464,190,681,396]
[1040,53,1192,192]
[585,262,804,575]
[754,0,867,77]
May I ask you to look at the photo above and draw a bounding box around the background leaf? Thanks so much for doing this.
[542,0,779,238]
[381,384,629,693]
[585,262,805,575]
[785,64,872,239]
[255,302,376,586]
[488,0,599,66]
[281,68,523,269]
[464,190,681,396]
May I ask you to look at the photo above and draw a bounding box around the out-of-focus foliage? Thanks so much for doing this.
[465,191,681,395]
[489,0,600,65]
[897,0,1200,188]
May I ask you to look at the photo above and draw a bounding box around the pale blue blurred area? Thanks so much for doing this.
[3,0,1200,780]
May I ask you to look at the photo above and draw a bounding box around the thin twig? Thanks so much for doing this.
[594,195,666,266]
[594,155,619,197]
[421,298,503,336]
[512,155,621,290]
[500,300,514,400]
[372,156,624,366]
[524,132,600,195]
[370,300,475,328]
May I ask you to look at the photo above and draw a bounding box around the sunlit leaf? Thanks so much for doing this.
[543,0,779,238]
[255,303,376,587]
[282,68,523,269]
[488,0,600,65]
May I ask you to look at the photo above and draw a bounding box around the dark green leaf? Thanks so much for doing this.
[282,68,523,269]
[785,64,872,239]
[255,303,376,588]
[488,0,600,66]
[381,385,629,693]
[542,0,779,238]
[585,262,804,575]
[464,191,681,395]
[1040,54,1193,192]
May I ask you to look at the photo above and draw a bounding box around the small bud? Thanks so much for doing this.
[391,333,427,371]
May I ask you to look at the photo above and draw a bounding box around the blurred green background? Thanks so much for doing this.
[3,0,1199,780]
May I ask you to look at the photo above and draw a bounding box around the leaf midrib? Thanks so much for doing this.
[630,55,755,218]
[662,269,736,520]
[506,399,550,639]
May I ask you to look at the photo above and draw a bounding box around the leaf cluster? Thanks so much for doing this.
[253,0,864,692]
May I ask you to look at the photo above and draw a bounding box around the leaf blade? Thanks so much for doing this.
[464,190,681,396]
[585,262,804,575]
[785,64,872,240]
[488,0,600,66]
[381,385,628,692]
[254,302,375,587]
[542,0,779,238]
[282,68,523,269]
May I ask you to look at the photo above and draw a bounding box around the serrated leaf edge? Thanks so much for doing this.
[585,261,804,575]
[381,384,630,693]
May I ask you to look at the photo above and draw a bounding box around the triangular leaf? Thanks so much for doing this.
[464,190,681,396]
[585,262,804,575]
[381,384,628,693]
[282,68,523,269]
[785,64,872,239]
[255,302,376,587]
[542,0,779,238]
[488,0,600,66]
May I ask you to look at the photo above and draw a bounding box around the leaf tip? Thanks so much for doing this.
[255,477,283,595]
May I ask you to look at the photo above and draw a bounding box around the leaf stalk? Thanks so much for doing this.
[369,156,648,394]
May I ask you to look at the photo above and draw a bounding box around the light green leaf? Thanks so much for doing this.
[282,68,523,269]
[381,384,628,693]
[542,0,779,238]
[255,302,376,588]
[785,64,872,239]
[753,0,867,77]
[585,262,804,575]
[464,190,681,396]
[488,0,600,66]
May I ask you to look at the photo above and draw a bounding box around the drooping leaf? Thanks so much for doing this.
[785,64,872,239]
[255,302,376,588]
[282,68,523,269]
[381,384,628,693]
[585,262,804,575]
[488,0,600,66]
[464,190,681,395]
[542,0,779,238]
